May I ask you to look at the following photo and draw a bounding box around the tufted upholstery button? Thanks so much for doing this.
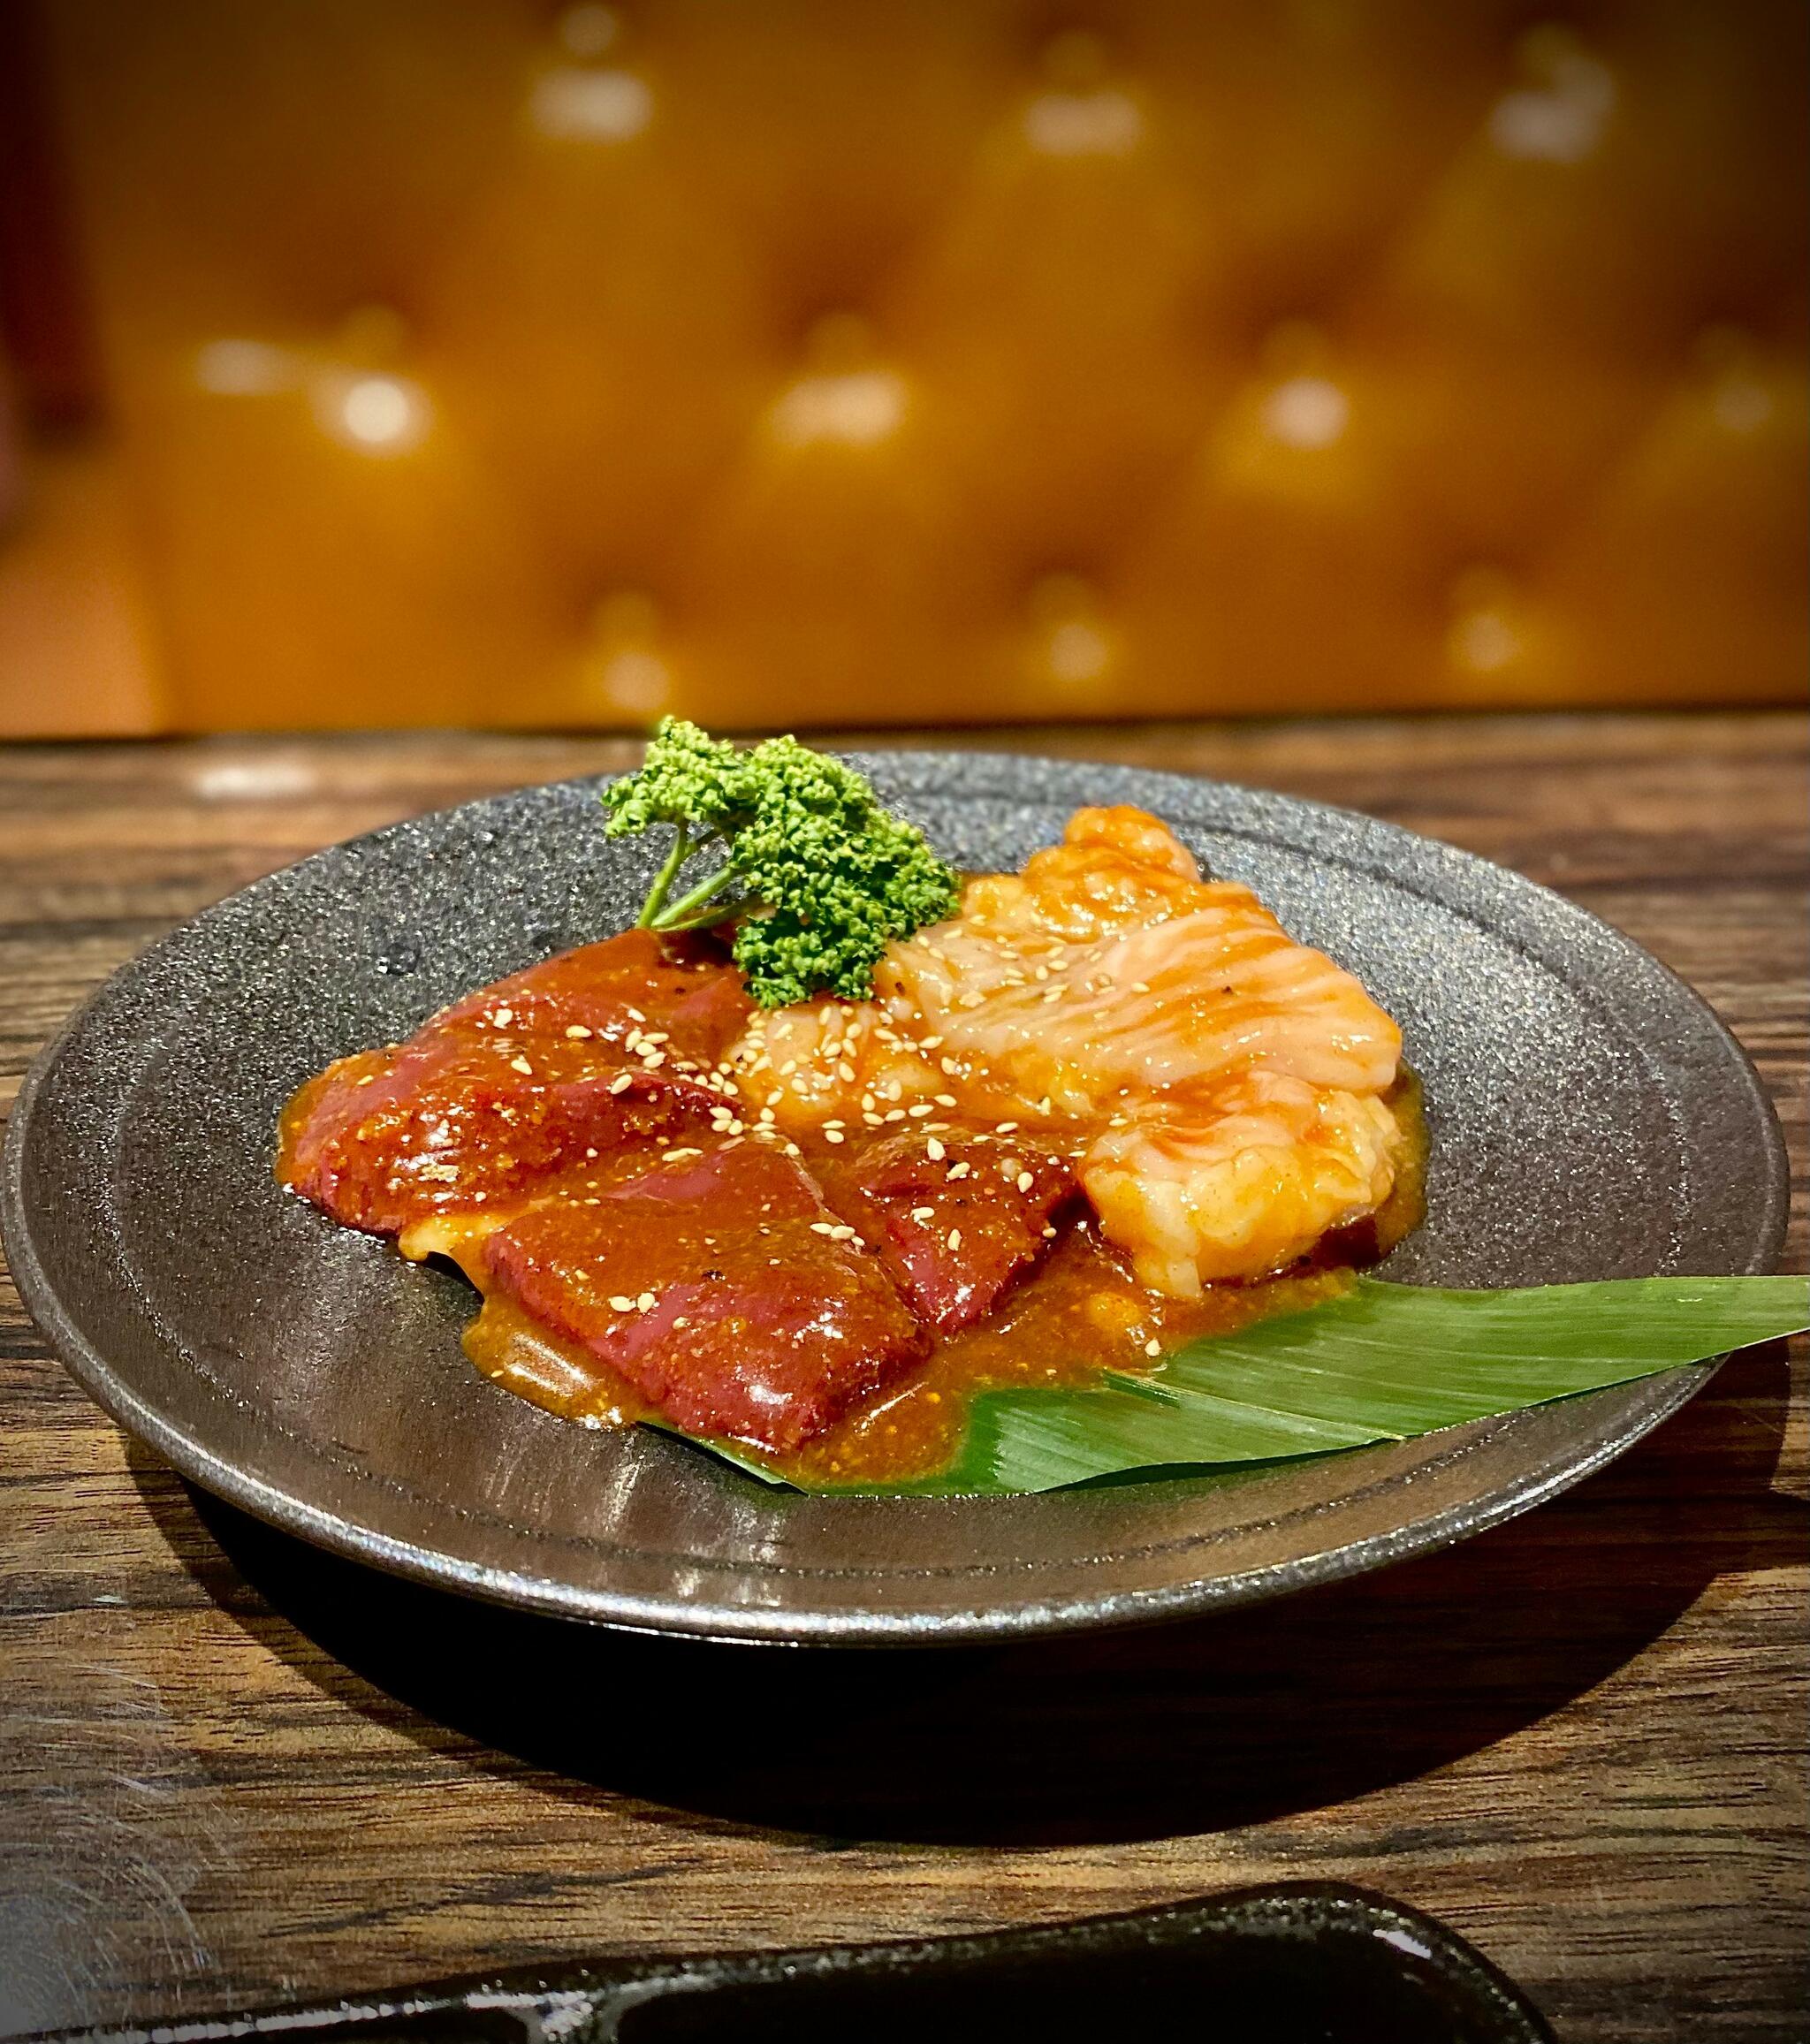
[1261,376,1350,450]
[770,315,907,447]
[769,370,907,448]
[1022,89,1142,157]
[531,5,650,145]
[582,592,671,717]
[594,650,670,713]
[316,374,431,453]
[1027,573,1115,694]
[1488,25,1616,164]
[1712,378,1776,437]
[1254,323,1350,449]
[556,3,621,60]
[1698,327,1777,435]
[1446,567,1525,680]
[529,65,653,141]
[1023,29,1142,156]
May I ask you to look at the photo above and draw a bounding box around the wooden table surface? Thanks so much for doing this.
[2,713,1805,2044]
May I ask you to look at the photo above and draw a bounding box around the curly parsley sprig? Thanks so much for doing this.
[602,719,961,1007]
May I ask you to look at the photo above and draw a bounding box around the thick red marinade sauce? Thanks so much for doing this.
[278,931,1423,1489]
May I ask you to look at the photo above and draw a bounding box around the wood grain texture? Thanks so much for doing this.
[0,713,1804,2043]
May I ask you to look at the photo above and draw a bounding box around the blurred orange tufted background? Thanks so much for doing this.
[0,0,1805,734]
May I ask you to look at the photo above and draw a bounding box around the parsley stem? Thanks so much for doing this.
[661,901,741,932]
[637,824,695,927]
[651,859,735,931]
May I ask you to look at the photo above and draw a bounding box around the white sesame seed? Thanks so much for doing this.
[608,1072,635,1094]
[565,1023,593,1039]
[925,1136,946,1161]
[1145,1337,1162,1357]
[909,1205,935,1222]
[609,1295,635,1312]
[509,1055,533,1075]
[1016,1171,1034,1192]
[947,1227,962,1251]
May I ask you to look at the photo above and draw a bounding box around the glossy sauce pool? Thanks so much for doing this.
[452,1075,1425,1490]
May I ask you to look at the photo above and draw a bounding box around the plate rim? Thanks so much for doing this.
[1,751,1791,1645]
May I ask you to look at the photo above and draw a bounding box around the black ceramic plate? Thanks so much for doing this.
[27,1884,1556,2043]
[1,756,1788,1644]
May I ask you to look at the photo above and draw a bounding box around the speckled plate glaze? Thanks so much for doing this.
[2,756,1789,1645]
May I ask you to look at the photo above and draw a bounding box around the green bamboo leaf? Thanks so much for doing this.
[681,1275,1808,1496]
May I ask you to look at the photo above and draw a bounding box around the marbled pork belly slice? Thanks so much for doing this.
[483,1141,929,1451]
[878,805,1401,1120]
[823,1128,1077,1334]
[1082,1072,1403,1293]
[278,930,749,1233]
[868,805,1405,1290]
